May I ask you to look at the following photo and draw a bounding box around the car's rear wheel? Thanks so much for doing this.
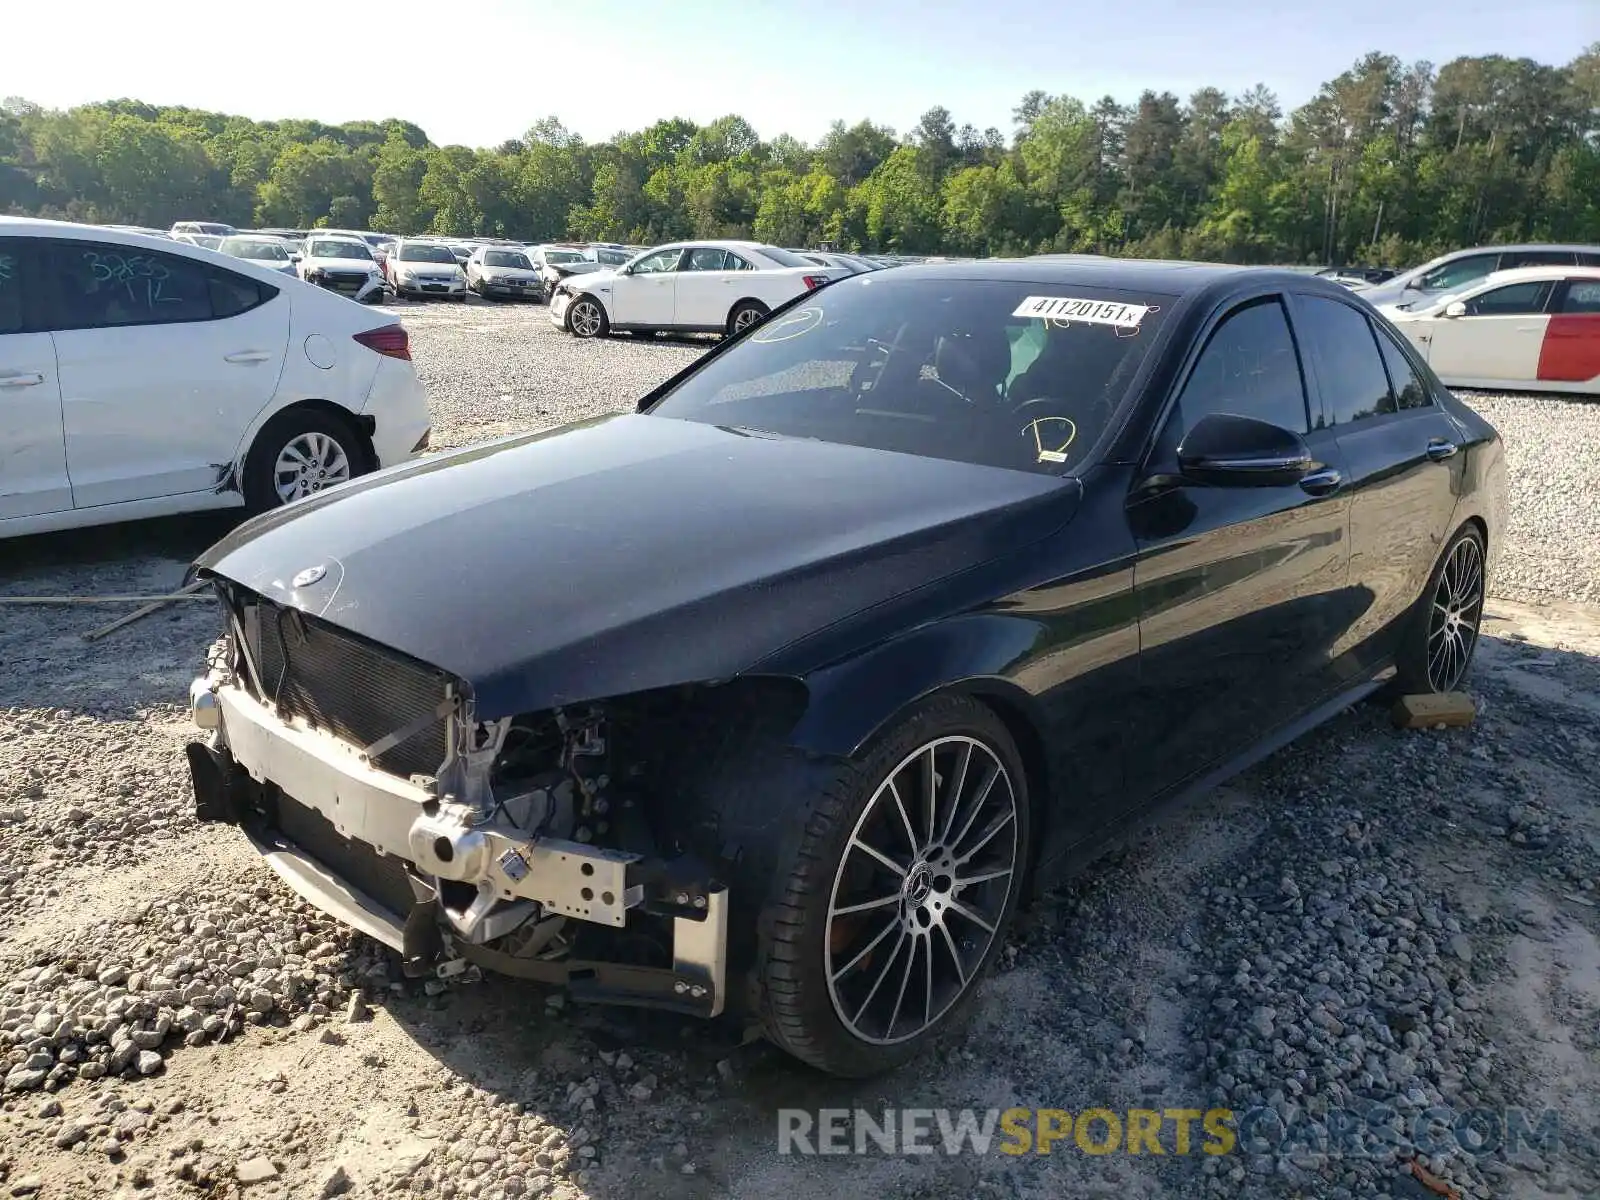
[758,694,1029,1077]
[568,296,608,338]
[243,408,366,514]
[727,300,768,336]
[1395,524,1486,695]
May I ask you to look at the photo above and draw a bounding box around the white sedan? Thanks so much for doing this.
[297,235,387,304]
[218,234,300,277]
[1379,266,1600,394]
[386,240,469,301]
[464,245,542,301]
[549,240,847,338]
[0,216,431,538]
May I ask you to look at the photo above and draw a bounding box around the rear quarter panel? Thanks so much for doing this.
[228,284,383,466]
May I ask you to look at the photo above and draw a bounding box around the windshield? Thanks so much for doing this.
[398,244,458,263]
[220,238,289,261]
[592,248,631,265]
[544,250,585,264]
[308,239,373,261]
[1415,254,1497,293]
[647,276,1171,476]
[485,250,532,269]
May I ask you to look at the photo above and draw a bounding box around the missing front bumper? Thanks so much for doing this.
[185,699,729,1017]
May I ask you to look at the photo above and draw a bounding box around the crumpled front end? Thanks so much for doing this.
[184,578,728,1017]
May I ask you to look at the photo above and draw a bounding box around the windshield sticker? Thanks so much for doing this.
[1013,296,1151,329]
[1025,416,1077,464]
[751,306,823,343]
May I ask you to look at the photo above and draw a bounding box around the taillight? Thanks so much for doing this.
[802,274,830,290]
[353,324,410,360]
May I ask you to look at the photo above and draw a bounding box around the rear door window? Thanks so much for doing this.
[1372,324,1432,410]
[1558,281,1600,314]
[685,247,731,271]
[47,241,275,330]
[1295,296,1395,426]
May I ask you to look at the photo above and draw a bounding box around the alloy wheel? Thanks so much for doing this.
[825,736,1019,1045]
[1426,534,1485,692]
[273,431,351,504]
[571,300,602,337]
[731,306,763,333]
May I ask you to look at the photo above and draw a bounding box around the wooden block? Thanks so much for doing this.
[1391,692,1476,729]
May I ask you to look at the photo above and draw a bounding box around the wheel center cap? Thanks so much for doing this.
[905,864,933,906]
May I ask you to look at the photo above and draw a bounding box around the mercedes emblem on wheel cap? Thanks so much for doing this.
[291,563,328,588]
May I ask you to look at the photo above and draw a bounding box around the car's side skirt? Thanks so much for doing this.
[1031,665,1396,893]
[610,324,726,336]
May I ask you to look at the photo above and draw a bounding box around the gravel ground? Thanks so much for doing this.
[2,300,1598,1200]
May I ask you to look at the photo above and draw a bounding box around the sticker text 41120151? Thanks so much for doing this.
[1012,296,1151,328]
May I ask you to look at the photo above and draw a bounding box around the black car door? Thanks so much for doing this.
[1290,292,1468,678]
[1124,294,1354,804]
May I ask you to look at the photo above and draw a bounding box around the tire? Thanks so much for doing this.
[1393,523,1487,695]
[727,300,768,337]
[757,693,1031,1077]
[243,408,366,515]
[567,295,609,339]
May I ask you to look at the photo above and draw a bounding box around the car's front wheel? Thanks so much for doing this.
[758,694,1030,1076]
[567,295,609,338]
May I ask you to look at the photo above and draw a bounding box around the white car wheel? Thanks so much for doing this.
[568,297,608,338]
[273,430,352,504]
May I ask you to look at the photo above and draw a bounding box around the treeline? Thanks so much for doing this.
[2,46,1596,267]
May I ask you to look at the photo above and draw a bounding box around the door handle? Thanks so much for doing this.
[0,372,44,388]
[1299,467,1343,496]
[1425,438,1459,462]
[224,351,272,364]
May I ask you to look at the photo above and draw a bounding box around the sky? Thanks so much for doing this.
[8,0,1596,148]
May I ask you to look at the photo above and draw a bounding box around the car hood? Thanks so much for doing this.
[559,268,617,288]
[480,267,539,280]
[394,261,461,274]
[194,413,1078,717]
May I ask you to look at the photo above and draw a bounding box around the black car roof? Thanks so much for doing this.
[878,255,1333,298]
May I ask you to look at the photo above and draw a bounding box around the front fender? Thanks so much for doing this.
[786,612,1052,759]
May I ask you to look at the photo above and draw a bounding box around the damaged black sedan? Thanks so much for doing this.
[184,259,1504,1077]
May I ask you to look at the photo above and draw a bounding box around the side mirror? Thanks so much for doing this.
[1176,413,1313,488]
[1444,300,1467,318]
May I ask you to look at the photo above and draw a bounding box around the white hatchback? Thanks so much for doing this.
[0,217,432,539]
